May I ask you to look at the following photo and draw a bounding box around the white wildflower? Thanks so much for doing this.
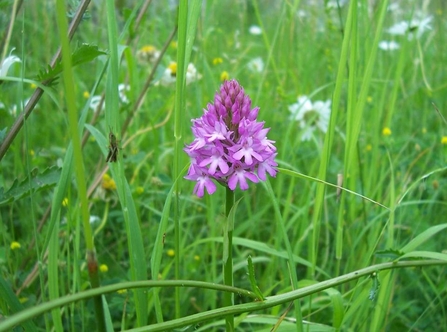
[118,83,130,104]
[0,52,21,77]
[249,25,262,35]
[288,96,331,141]
[387,15,432,39]
[378,40,400,51]
[247,57,264,73]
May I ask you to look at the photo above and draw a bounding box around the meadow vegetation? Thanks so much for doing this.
[0,0,446,331]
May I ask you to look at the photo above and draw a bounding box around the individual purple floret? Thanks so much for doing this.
[184,79,277,197]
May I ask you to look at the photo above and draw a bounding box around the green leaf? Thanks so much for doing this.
[36,43,107,83]
[400,224,447,253]
[374,248,404,259]
[0,276,38,331]
[71,43,107,66]
[231,237,329,277]
[0,166,61,206]
[85,124,108,157]
[398,251,447,261]
[368,272,380,301]
[247,255,265,301]
[297,279,344,328]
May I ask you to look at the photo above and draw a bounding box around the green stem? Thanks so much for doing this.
[55,0,104,330]
[86,249,106,331]
[224,188,235,331]
[1,260,446,332]
[174,0,188,319]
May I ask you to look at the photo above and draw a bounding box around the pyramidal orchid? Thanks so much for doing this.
[184,79,277,197]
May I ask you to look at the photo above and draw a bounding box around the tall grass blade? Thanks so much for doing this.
[173,0,201,319]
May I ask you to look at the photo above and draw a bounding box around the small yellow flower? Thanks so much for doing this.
[441,136,447,145]
[99,264,108,273]
[194,255,200,261]
[167,249,175,257]
[170,41,177,49]
[137,45,160,63]
[62,197,69,207]
[365,144,372,152]
[83,91,90,99]
[136,186,144,195]
[30,83,37,89]
[168,62,178,76]
[140,45,156,53]
[382,127,392,136]
[10,241,21,250]
[220,71,229,82]
[102,174,117,190]
[212,57,223,65]
[117,289,127,294]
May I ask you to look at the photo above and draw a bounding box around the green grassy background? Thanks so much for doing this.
[1,0,446,331]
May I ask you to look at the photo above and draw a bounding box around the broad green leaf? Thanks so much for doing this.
[36,44,107,83]
[0,166,61,206]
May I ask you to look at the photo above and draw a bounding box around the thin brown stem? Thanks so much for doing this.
[0,0,92,162]
[0,0,23,62]
[121,25,178,137]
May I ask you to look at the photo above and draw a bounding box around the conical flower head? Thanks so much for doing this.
[185,79,277,197]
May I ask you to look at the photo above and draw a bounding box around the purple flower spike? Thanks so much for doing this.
[184,79,277,197]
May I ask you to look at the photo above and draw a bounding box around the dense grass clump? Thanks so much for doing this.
[0,0,446,331]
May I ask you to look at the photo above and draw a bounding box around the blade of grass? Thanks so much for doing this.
[173,0,201,319]
[400,224,447,253]
[371,149,395,331]
[336,0,358,265]
[48,212,63,331]
[150,165,189,323]
[338,0,389,264]
[183,236,329,277]
[1,260,446,332]
[174,0,187,320]
[309,0,354,276]
[55,0,105,330]
[278,168,389,210]
[262,179,303,332]
[0,276,37,331]
[104,0,148,326]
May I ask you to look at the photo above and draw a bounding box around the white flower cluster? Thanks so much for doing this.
[288,96,331,141]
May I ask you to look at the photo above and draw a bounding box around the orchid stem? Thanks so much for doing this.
[223,188,235,331]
